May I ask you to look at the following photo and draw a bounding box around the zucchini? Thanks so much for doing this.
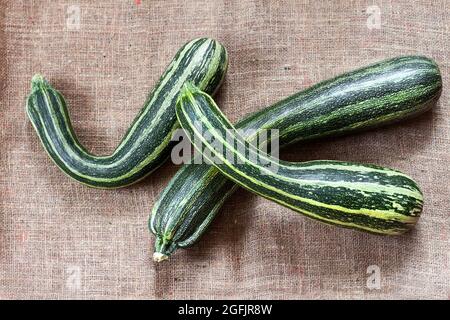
[176,83,423,235]
[26,38,228,188]
[150,56,441,261]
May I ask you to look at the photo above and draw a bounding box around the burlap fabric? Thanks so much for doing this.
[0,0,448,299]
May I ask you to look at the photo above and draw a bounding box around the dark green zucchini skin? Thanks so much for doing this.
[176,83,423,234]
[26,38,228,188]
[149,56,441,261]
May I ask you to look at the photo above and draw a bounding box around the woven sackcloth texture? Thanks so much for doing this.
[0,0,448,299]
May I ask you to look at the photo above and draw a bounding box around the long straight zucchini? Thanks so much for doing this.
[176,83,424,236]
[150,56,441,261]
[26,38,228,188]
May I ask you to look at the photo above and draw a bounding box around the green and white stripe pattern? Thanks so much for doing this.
[150,56,441,260]
[176,84,423,235]
[26,38,228,188]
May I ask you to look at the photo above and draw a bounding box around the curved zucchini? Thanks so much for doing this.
[176,83,423,234]
[150,56,441,261]
[26,38,228,188]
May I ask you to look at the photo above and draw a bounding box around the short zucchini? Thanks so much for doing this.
[150,56,441,261]
[26,38,228,188]
[176,83,423,236]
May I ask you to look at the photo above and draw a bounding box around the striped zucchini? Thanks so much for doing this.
[176,83,423,235]
[150,56,441,261]
[26,38,228,188]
